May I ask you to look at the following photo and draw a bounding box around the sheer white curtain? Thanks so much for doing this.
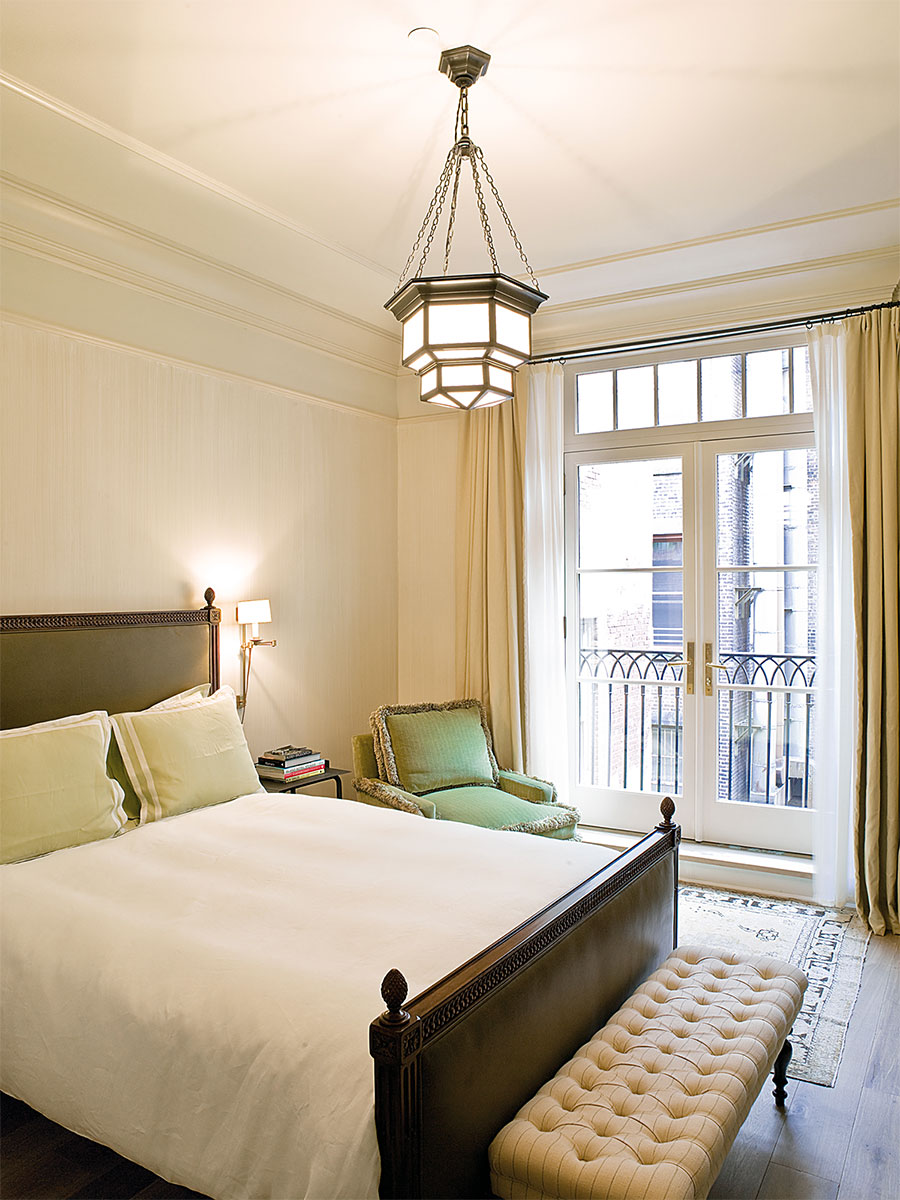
[808,324,856,907]
[521,363,571,797]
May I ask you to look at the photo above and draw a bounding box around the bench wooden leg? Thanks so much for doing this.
[772,1037,792,1107]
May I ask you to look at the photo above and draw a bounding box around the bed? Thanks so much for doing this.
[0,592,681,1200]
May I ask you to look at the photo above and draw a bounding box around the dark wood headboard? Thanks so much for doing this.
[0,588,221,730]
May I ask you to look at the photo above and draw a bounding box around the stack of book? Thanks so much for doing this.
[256,745,327,782]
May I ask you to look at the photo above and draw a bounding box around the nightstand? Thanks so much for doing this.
[257,763,349,799]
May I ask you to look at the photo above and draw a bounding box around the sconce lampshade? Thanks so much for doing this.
[386,272,547,409]
[236,599,272,626]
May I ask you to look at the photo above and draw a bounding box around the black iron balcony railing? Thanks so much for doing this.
[578,646,816,807]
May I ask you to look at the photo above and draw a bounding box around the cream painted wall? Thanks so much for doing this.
[396,411,460,705]
[0,320,399,769]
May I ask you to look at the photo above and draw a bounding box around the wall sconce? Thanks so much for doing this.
[236,599,276,719]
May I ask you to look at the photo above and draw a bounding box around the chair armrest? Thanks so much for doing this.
[352,777,437,819]
[497,770,558,806]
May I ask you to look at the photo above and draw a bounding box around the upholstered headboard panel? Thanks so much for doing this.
[0,589,221,730]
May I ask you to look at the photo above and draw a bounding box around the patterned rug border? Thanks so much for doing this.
[677,887,871,1087]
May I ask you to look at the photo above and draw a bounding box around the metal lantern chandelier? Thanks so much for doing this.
[386,45,548,411]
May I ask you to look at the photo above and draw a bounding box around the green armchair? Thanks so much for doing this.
[352,699,579,839]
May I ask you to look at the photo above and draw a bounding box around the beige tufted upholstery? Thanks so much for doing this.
[489,946,808,1200]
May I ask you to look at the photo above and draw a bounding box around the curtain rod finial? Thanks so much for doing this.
[891,279,900,303]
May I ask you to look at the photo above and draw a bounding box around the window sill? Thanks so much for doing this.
[580,825,814,901]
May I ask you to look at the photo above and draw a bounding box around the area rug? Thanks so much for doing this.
[677,886,870,1086]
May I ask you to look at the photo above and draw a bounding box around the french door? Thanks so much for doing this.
[567,431,817,854]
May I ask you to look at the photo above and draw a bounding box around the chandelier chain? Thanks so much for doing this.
[473,146,541,291]
[443,155,464,275]
[394,66,542,293]
[395,145,457,289]
[415,155,457,279]
[470,153,500,274]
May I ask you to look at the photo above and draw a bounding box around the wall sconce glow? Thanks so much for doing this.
[236,598,272,640]
[387,44,547,410]
[236,599,276,718]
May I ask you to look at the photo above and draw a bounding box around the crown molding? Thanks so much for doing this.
[2,173,395,347]
[535,199,900,281]
[541,246,900,317]
[0,312,398,425]
[2,223,401,380]
[0,72,397,283]
[532,283,892,357]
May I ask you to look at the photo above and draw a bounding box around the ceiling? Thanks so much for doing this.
[1,0,899,338]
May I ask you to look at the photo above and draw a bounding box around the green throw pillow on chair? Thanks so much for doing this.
[354,699,579,840]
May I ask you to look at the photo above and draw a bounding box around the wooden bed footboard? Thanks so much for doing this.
[370,801,681,1199]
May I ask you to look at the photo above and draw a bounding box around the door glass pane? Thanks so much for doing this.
[578,459,682,569]
[716,449,818,567]
[701,355,742,421]
[577,458,684,795]
[714,447,818,813]
[746,349,790,416]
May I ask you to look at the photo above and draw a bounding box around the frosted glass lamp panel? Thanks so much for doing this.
[429,302,490,345]
[658,360,698,425]
[420,367,438,396]
[408,353,432,372]
[434,347,484,359]
[427,393,458,407]
[578,458,682,570]
[701,355,742,421]
[442,364,485,387]
[616,366,654,429]
[577,371,614,433]
[402,308,425,360]
[746,349,790,416]
[716,449,818,568]
[491,349,521,367]
[488,364,514,392]
[495,304,530,357]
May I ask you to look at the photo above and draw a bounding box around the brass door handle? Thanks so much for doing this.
[704,643,729,695]
[668,643,693,694]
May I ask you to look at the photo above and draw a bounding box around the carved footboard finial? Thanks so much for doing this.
[381,969,411,1025]
[657,796,676,829]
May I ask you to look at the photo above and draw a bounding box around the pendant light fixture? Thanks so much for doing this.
[386,45,548,410]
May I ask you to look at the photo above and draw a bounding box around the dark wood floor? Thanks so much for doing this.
[2,934,897,1200]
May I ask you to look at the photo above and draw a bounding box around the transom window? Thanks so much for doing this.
[576,346,812,434]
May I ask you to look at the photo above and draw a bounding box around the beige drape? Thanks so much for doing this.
[845,308,899,935]
[455,392,527,772]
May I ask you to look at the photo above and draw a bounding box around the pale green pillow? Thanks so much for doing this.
[1,711,127,864]
[109,684,210,820]
[111,685,261,823]
[372,700,499,795]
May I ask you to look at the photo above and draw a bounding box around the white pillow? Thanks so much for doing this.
[1,711,127,864]
[111,685,261,823]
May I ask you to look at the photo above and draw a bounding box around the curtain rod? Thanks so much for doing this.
[527,298,899,365]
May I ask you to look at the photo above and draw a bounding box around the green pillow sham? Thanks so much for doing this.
[109,684,210,820]
[111,685,260,823]
[371,699,499,795]
[1,710,127,864]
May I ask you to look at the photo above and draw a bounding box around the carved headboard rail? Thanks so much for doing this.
[0,588,221,730]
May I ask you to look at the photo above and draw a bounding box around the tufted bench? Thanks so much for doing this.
[489,946,808,1200]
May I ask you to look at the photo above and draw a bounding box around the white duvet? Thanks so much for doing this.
[0,792,616,1200]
